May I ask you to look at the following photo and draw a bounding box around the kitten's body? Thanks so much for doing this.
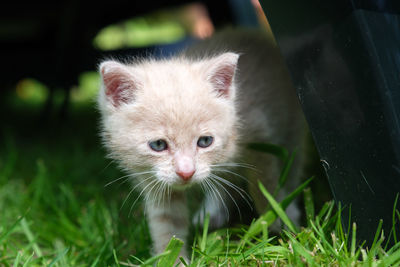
[98,29,306,257]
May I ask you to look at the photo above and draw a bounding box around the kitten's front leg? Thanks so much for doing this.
[145,191,188,258]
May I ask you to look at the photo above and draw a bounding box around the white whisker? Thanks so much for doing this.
[120,175,155,210]
[209,178,242,220]
[167,182,172,204]
[199,182,206,195]
[210,173,253,210]
[197,182,210,223]
[149,181,160,206]
[211,162,259,172]
[156,181,167,207]
[104,173,132,188]
[202,178,217,206]
[204,177,229,221]
[161,181,169,207]
[104,170,157,187]
[199,181,213,208]
[144,179,162,204]
[126,178,157,216]
[211,168,252,184]
[159,182,165,207]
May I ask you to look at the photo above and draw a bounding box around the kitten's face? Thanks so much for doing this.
[99,53,239,188]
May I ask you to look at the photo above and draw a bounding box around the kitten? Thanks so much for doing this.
[97,29,307,258]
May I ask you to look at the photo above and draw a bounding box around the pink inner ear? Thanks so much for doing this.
[206,53,239,98]
[210,64,235,97]
[101,66,136,107]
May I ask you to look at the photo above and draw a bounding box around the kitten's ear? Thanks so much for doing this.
[99,61,141,107]
[205,52,239,99]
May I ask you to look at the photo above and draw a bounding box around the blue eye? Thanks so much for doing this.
[197,136,213,148]
[149,139,168,152]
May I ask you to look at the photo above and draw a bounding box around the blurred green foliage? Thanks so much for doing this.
[93,14,186,50]
[71,71,100,104]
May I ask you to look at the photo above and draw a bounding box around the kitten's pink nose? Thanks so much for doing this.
[175,154,195,181]
[176,170,195,181]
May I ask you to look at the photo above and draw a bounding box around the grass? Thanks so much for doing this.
[1,98,400,266]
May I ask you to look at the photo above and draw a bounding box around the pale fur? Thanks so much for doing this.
[98,29,307,258]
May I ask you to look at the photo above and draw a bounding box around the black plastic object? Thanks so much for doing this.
[260,0,400,245]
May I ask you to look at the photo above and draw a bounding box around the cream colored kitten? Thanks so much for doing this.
[97,29,306,258]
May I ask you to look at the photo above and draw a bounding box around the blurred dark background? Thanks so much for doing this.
[0,0,238,118]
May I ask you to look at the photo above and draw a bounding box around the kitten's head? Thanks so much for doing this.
[98,53,240,188]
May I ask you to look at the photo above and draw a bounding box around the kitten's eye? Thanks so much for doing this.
[197,136,214,148]
[149,139,168,152]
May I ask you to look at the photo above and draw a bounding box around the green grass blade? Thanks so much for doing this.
[281,177,314,209]
[241,240,286,259]
[387,239,400,254]
[90,240,109,267]
[129,255,144,264]
[22,252,35,267]
[335,202,347,254]
[241,177,313,247]
[12,251,21,267]
[372,219,383,248]
[20,218,43,258]
[258,181,298,233]
[261,220,269,240]
[393,193,399,244]
[156,236,184,267]
[346,205,352,248]
[0,214,25,244]
[382,245,400,266]
[190,236,197,263]
[286,234,315,266]
[200,213,210,252]
[48,247,70,267]
[303,187,315,227]
[350,223,357,258]
[179,256,188,266]
[309,220,339,258]
[316,201,332,222]
[113,249,121,267]
[237,217,271,252]
[138,251,171,266]
[225,229,230,260]
[274,150,297,196]
[321,200,335,229]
